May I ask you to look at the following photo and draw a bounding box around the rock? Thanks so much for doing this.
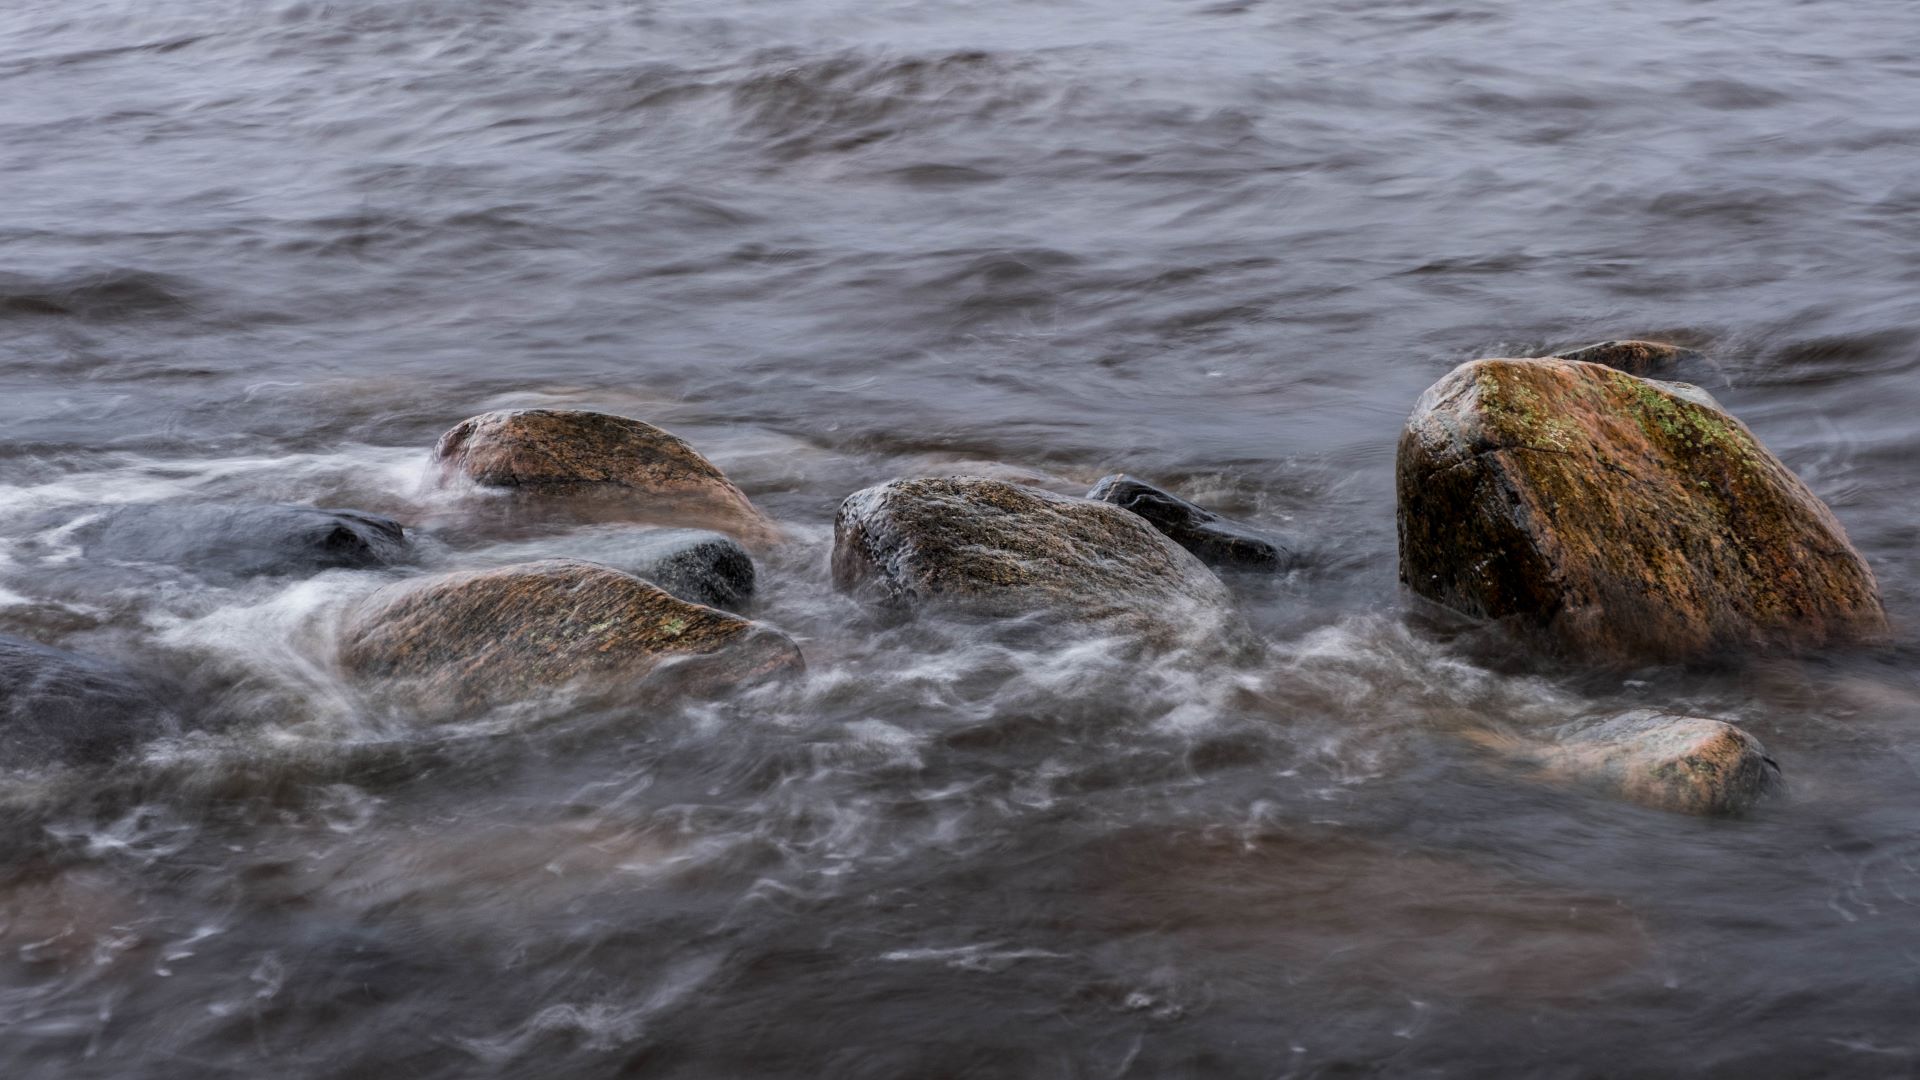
[1085,474,1290,571]
[832,476,1233,635]
[337,559,801,715]
[0,636,180,767]
[621,528,755,612]
[432,409,774,542]
[1477,711,1780,815]
[303,813,695,921]
[1072,825,1650,1002]
[1397,357,1886,666]
[1551,339,1697,379]
[1640,377,1723,411]
[68,503,408,580]
[0,867,144,966]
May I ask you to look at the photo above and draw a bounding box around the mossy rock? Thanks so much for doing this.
[338,559,801,717]
[432,409,774,543]
[832,476,1234,638]
[1397,358,1886,666]
[1487,711,1780,816]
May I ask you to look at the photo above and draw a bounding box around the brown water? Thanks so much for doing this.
[4,0,1920,1075]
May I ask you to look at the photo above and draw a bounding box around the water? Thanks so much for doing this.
[3,0,1920,1074]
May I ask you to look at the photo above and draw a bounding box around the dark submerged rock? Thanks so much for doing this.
[72,503,408,580]
[1085,474,1290,571]
[1477,711,1780,816]
[621,529,756,612]
[832,476,1233,636]
[1396,357,1886,666]
[0,636,180,767]
[1550,339,1698,379]
[1075,826,1650,1002]
[432,409,773,543]
[337,559,801,716]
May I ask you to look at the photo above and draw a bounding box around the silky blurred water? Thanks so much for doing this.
[4,0,1920,1076]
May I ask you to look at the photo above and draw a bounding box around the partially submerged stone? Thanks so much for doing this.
[432,409,774,542]
[0,866,144,967]
[832,476,1233,636]
[1478,711,1780,816]
[621,528,756,612]
[70,503,408,580]
[1072,825,1649,1002]
[1397,357,1886,666]
[1085,474,1291,572]
[0,636,180,767]
[337,559,801,716]
[1551,339,1698,378]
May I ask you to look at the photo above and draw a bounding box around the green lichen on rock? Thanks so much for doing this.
[338,558,802,717]
[1612,370,1742,456]
[1398,357,1886,666]
[1476,364,1587,450]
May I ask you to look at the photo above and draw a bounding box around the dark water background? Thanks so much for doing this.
[5,0,1920,1075]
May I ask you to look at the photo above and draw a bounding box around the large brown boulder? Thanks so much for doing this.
[432,409,774,542]
[1475,711,1780,816]
[1397,357,1886,666]
[831,476,1234,638]
[338,559,801,716]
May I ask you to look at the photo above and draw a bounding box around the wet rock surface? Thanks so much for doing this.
[0,636,180,767]
[619,528,756,612]
[1492,711,1781,816]
[1086,474,1290,571]
[336,558,801,716]
[431,409,773,541]
[63,503,409,580]
[832,476,1234,633]
[1397,357,1887,666]
[1551,339,1699,378]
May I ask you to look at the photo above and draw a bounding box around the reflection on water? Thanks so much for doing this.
[4,0,1920,1075]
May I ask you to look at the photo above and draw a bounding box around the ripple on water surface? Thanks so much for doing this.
[5,0,1920,1074]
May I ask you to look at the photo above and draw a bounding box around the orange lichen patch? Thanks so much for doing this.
[338,559,801,715]
[1397,358,1886,667]
[433,409,775,543]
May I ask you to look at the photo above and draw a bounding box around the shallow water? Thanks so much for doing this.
[4,0,1920,1075]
